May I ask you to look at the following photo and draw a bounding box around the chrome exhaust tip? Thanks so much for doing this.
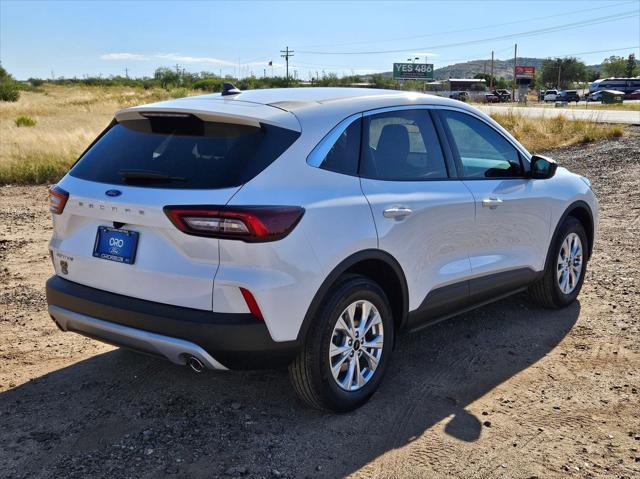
[186,355,204,373]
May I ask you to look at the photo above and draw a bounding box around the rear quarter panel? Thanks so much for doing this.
[213,126,377,342]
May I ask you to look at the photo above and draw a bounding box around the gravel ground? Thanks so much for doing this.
[0,130,639,479]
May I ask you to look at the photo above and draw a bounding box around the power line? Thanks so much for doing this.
[291,46,640,73]
[295,0,637,50]
[242,4,638,65]
[545,45,639,59]
[297,10,639,55]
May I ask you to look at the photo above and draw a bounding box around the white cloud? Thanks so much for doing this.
[100,53,149,60]
[100,52,288,72]
[154,53,236,66]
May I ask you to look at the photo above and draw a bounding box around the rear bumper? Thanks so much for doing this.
[46,276,300,370]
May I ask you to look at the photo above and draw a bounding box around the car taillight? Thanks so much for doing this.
[48,185,69,215]
[163,206,304,242]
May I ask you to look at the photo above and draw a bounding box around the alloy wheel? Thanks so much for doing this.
[329,300,384,391]
[556,232,583,295]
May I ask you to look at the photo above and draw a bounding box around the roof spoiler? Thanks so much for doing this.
[115,89,302,132]
[115,108,261,128]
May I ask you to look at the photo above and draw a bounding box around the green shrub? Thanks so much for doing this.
[0,81,20,102]
[193,78,223,91]
[28,78,45,87]
[15,115,37,127]
[168,87,189,99]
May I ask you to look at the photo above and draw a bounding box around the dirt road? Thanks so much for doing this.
[1,131,639,479]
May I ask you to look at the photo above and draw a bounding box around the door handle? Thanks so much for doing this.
[482,197,503,209]
[383,206,413,220]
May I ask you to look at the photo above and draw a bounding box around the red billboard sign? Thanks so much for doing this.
[515,66,535,79]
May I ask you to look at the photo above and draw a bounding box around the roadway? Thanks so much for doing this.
[478,104,640,125]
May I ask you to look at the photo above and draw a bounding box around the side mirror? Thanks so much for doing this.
[530,155,558,179]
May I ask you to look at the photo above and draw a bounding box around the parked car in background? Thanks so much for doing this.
[587,89,625,102]
[556,90,580,103]
[587,91,604,102]
[449,91,469,102]
[45,87,598,412]
[625,89,640,100]
[484,92,500,103]
[544,90,559,102]
[494,89,511,102]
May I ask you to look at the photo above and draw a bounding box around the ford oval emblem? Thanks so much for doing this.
[105,189,122,197]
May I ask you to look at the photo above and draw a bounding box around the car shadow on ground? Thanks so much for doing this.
[1,294,580,478]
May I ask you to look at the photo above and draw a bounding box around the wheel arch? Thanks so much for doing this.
[296,249,409,343]
[546,200,595,270]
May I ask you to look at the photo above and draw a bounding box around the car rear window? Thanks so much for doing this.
[69,115,300,189]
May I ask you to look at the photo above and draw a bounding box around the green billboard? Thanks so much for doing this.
[393,63,434,80]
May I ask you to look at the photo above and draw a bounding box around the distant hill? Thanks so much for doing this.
[432,57,545,80]
[377,57,545,80]
[432,58,636,80]
[378,57,593,80]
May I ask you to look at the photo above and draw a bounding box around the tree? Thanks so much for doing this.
[473,72,493,83]
[0,64,20,102]
[540,57,587,89]
[494,77,509,89]
[586,69,600,83]
[625,53,639,77]
[153,67,181,88]
[601,55,626,77]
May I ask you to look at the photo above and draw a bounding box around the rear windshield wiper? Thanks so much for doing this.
[118,169,186,182]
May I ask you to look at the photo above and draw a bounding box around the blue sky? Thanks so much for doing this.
[1,0,638,80]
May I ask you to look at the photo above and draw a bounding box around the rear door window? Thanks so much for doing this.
[70,115,300,189]
[360,109,448,180]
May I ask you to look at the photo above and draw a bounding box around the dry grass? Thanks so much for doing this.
[490,111,625,153]
[0,85,189,184]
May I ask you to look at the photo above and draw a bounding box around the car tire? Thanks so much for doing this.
[288,274,394,412]
[529,216,588,309]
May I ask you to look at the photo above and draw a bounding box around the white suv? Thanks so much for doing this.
[46,86,598,411]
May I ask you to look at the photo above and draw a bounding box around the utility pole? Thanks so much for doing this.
[280,46,294,84]
[490,50,494,90]
[512,44,517,102]
[425,56,429,93]
[557,60,562,89]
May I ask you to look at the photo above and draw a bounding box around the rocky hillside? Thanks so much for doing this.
[432,57,544,80]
